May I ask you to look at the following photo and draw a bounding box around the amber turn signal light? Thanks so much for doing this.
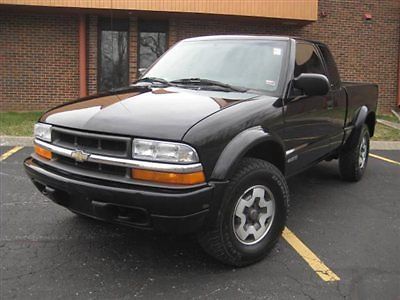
[34,145,52,160]
[131,169,205,185]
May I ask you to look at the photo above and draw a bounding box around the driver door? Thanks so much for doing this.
[283,42,336,176]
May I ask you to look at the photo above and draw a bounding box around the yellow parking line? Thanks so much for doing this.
[282,227,340,282]
[0,146,23,162]
[369,153,400,166]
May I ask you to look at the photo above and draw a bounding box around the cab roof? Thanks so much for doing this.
[182,35,326,47]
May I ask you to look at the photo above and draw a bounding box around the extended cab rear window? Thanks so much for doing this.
[318,45,341,88]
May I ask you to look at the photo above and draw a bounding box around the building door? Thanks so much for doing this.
[98,18,129,92]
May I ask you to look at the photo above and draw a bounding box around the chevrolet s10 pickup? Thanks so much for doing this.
[25,36,378,266]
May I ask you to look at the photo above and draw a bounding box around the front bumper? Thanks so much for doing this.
[24,157,227,233]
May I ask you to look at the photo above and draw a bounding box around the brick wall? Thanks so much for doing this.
[303,0,399,112]
[0,13,79,111]
[1,0,399,112]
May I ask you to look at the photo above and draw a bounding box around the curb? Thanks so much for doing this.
[377,119,400,130]
[370,141,400,150]
[0,136,33,147]
[1,136,400,150]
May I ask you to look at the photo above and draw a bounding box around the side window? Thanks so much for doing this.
[318,45,341,88]
[294,43,326,77]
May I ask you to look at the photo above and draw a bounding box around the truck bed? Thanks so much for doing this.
[342,82,378,128]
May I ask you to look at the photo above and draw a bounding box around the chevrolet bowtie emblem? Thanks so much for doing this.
[71,149,90,162]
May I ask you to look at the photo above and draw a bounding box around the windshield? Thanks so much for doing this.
[144,39,288,93]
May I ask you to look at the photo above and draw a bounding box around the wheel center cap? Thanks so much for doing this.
[249,209,259,222]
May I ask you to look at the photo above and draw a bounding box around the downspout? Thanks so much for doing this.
[79,15,87,97]
[398,38,400,108]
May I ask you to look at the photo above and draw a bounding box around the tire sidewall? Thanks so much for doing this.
[356,125,370,178]
[220,165,287,263]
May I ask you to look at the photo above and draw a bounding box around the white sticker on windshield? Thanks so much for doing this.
[273,48,282,56]
[265,80,276,86]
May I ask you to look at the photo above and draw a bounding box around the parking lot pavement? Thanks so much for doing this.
[1,147,399,299]
[0,146,12,156]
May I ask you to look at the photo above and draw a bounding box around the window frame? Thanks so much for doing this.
[294,41,328,78]
[317,44,341,89]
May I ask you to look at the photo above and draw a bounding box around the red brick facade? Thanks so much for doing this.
[1,0,399,112]
[302,0,399,113]
[0,13,80,111]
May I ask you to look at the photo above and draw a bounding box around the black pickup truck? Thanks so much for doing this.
[25,36,378,266]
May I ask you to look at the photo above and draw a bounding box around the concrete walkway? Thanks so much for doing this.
[1,135,400,150]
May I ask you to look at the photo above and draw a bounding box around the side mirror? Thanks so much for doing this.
[138,68,147,78]
[293,73,330,96]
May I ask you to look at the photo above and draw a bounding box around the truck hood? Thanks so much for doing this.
[41,87,259,140]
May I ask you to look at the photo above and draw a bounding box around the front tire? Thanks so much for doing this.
[198,158,289,266]
[339,124,370,182]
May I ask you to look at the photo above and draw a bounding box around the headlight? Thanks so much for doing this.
[34,123,52,142]
[133,139,199,164]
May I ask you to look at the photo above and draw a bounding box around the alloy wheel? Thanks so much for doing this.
[232,185,276,245]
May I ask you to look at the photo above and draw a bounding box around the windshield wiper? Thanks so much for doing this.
[134,77,173,86]
[170,78,247,92]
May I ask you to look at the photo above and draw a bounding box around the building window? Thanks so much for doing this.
[98,18,129,92]
[138,20,168,72]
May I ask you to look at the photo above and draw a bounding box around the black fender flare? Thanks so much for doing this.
[344,106,369,149]
[353,106,369,129]
[211,126,285,180]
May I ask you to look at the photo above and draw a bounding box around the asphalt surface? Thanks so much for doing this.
[1,147,399,299]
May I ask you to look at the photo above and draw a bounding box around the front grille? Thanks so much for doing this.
[50,127,131,178]
[52,127,131,158]
[53,154,128,177]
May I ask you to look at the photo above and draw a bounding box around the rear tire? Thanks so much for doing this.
[197,158,289,266]
[339,124,370,182]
